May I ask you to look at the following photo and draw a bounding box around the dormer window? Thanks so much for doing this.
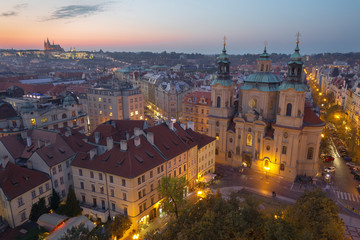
[188,98,192,103]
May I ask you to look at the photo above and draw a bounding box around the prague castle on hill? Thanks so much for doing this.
[44,38,64,52]
[208,38,324,179]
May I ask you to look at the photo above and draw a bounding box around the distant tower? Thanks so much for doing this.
[208,37,235,163]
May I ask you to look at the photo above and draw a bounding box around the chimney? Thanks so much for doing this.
[170,121,174,131]
[134,136,141,147]
[134,127,141,137]
[45,140,51,147]
[187,121,194,131]
[111,121,116,129]
[106,137,114,151]
[65,128,71,137]
[26,136,32,147]
[146,132,154,145]
[21,131,27,139]
[90,148,97,160]
[94,132,100,144]
[37,139,42,148]
[126,132,130,140]
[120,140,127,151]
[2,156,9,169]
[180,123,186,130]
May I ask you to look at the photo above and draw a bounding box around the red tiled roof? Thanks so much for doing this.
[145,123,188,159]
[303,106,324,126]
[72,135,166,178]
[0,134,25,160]
[0,162,50,200]
[89,120,146,145]
[62,135,96,153]
[183,91,211,106]
[173,123,198,148]
[0,82,53,94]
[185,128,216,149]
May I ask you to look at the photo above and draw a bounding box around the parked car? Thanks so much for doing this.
[343,156,352,161]
[324,155,335,162]
[346,162,356,167]
[324,166,336,173]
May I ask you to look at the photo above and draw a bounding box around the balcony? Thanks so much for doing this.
[80,202,109,222]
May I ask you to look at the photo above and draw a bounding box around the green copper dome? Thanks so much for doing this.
[258,46,270,61]
[217,46,230,63]
[289,44,302,63]
[240,72,282,92]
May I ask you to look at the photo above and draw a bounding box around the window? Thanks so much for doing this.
[111,189,114,197]
[122,179,126,187]
[123,193,127,201]
[45,183,50,191]
[307,147,314,160]
[101,200,105,210]
[215,148,219,155]
[282,146,287,154]
[184,164,186,171]
[72,111,76,117]
[93,198,97,207]
[54,180,58,188]
[151,197,155,205]
[135,111,139,115]
[98,97,102,102]
[66,161,70,168]
[142,189,146,197]
[112,203,116,211]
[138,177,141,185]
[109,112,113,117]
[21,212,26,221]
[139,205,143,213]
[18,197,24,207]
[39,186,43,195]
[79,169,83,176]
[179,167,182,174]
[229,138,233,143]
[110,175,113,183]
[90,171,94,178]
[30,118,36,126]
[41,117,47,123]
[217,96,221,108]
[228,151,232,158]
[61,190,65,197]
[99,173,103,180]
[124,207,128,216]
[58,165,62,173]
[280,163,285,171]
[151,184,154,192]
[100,186,104,194]
[52,167,57,175]
[62,113,67,119]
[130,112,134,116]
[246,134,253,146]
[31,190,36,199]
[82,195,86,203]
[91,184,95,192]
[150,171,153,178]
[286,103,292,116]
[174,170,176,177]
[138,191,142,199]
[67,172,71,180]
[161,165,164,172]
[80,182,84,189]
[142,175,145,183]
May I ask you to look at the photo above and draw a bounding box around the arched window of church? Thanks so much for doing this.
[228,151,232,158]
[246,134,252,146]
[307,147,314,160]
[286,103,292,116]
[62,113,67,119]
[217,96,221,108]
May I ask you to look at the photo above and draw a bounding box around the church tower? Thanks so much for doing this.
[208,38,235,163]
[276,33,307,128]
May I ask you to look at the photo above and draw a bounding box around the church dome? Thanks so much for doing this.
[217,47,230,63]
[240,72,282,92]
[63,95,76,106]
[20,102,36,114]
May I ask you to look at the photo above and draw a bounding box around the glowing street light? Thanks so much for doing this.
[133,234,139,239]
[321,134,325,138]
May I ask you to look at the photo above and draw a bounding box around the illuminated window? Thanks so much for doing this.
[98,97,102,102]
[130,112,134,116]
[30,118,36,126]
[109,106,112,110]
[246,134,252,146]
[135,111,139,115]
[109,112,113,117]
[99,110,103,114]
[41,117,47,123]
[140,116,143,120]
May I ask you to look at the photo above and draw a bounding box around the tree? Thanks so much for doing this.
[65,186,82,217]
[58,223,89,240]
[285,189,345,240]
[50,189,60,210]
[107,214,132,239]
[29,197,48,221]
[158,176,188,218]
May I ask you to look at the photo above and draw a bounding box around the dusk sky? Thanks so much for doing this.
[1,0,359,54]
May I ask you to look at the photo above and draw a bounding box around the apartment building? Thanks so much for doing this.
[182,91,211,134]
[87,83,144,132]
[0,158,52,228]
[71,120,215,225]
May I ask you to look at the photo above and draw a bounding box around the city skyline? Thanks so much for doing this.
[1,0,360,54]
